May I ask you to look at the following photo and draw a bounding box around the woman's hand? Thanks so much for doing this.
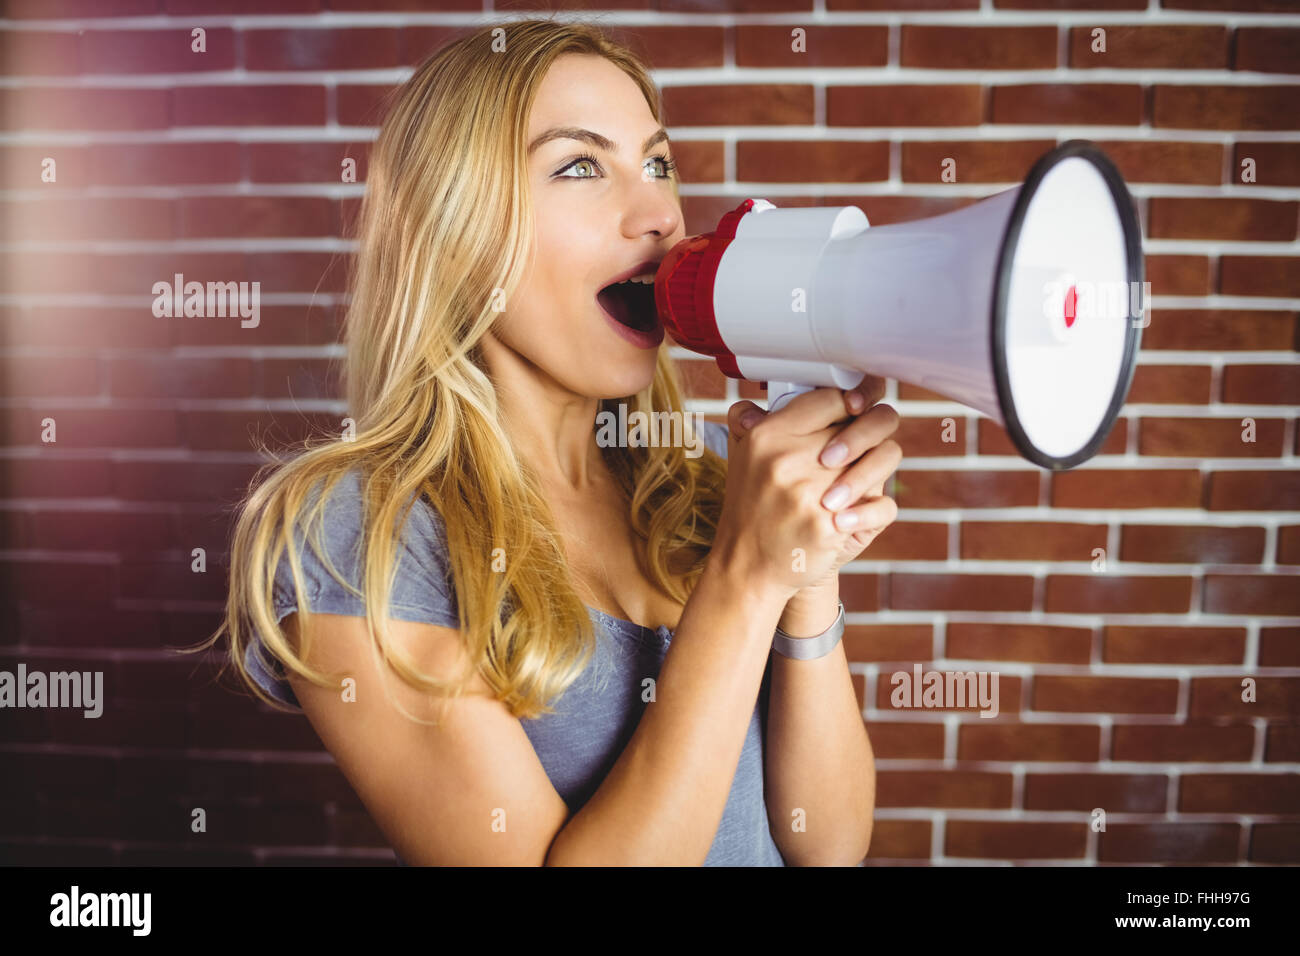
[733,375,902,600]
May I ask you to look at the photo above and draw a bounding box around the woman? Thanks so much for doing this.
[197,18,901,866]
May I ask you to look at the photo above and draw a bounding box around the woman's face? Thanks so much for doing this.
[491,53,686,400]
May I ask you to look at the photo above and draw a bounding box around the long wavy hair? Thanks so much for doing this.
[185,18,727,723]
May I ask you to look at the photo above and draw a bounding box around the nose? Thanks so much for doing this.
[622,171,682,241]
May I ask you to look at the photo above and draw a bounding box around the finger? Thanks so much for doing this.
[726,400,767,440]
[763,385,865,437]
[819,403,902,469]
[820,439,903,512]
[846,375,888,415]
[832,495,898,533]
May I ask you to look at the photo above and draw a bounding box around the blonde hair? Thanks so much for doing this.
[185,18,727,722]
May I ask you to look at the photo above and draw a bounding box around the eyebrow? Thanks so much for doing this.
[528,126,669,157]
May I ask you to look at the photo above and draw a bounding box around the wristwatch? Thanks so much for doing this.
[772,601,845,660]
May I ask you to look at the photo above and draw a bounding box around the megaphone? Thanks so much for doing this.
[654,139,1145,471]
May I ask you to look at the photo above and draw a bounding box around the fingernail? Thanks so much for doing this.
[846,390,865,413]
[820,441,848,467]
[835,510,859,530]
[740,410,762,428]
[822,483,850,510]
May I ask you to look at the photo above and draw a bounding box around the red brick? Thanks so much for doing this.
[1181,773,1300,813]
[842,623,934,663]
[894,470,1040,508]
[4,197,174,241]
[1026,773,1167,811]
[831,0,977,7]
[1141,309,1296,351]
[946,821,1087,859]
[1139,416,1287,458]
[668,140,724,184]
[903,26,1057,70]
[735,25,886,67]
[855,520,948,561]
[107,356,254,400]
[1069,25,1228,69]
[948,622,1092,664]
[1154,85,1300,130]
[1145,255,1212,296]
[1094,139,1224,185]
[1104,625,1247,664]
[1119,524,1265,564]
[959,723,1100,761]
[1222,365,1300,404]
[1,356,100,398]
[5,0,159,14]
[1100,824,1240,863]
[88,142,241,187]
[1234,27,1300,74]
[1259,626,1299,666]
[1266,723,1300,760]
[2,407,180,449]
[246,28,401,71]
[863,820,931,860]
[961,521,1106,562]
[1045,574,1193,614]
[173,85,326,126]
[170,0,320,10]
[877,667,1022,715]
[1190,676,1300,718]
[1207,470,1300,511]
[996,0,1145,7]
[1112,723,1255,762]
[575,25,721,69]
[1126,364,1212,404]
[876,771,1013,808]
[1052,468,1201,509]
[664,84,814,127]
[1233,142,1300,186]
[337,84,396,126]
[1164,0,1297,10]
[113,459,259,503]
[1204,574,1300,615]
[867,722,945,760]
[890,573,1036,611]
[891,416,967,457]
[1034,675,1180,714]
[736,140,889,183]
[1221,256,1300,297]
[990,84,1143,125]
[901,140,1056,183]
[660,0,807,9]
[828,85,983,128]
[1280,527,1300,565]
[81,28,236,73]
[0,457,114,498]
[1149,197,1298,241]
[179,409,337,452]
[178,196,335,239]
[0,87,168,131]
[1251,824,1300,864]
[0,30,79,75]
[30,509,172,553]
[260,358,341,401]
[248,141,370,184]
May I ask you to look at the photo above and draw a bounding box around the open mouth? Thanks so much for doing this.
[596,278,659,334]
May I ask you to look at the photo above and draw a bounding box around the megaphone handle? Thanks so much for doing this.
[767,381,813,412]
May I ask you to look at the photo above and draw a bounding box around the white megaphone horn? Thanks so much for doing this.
[653,140,1145,471]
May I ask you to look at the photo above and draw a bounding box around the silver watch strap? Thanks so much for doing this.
[772,601,845,660]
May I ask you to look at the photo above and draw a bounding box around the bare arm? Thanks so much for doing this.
[764,578,876,866]
[286,548,786,866]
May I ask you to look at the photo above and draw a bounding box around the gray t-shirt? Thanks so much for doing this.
[244,418,785,866]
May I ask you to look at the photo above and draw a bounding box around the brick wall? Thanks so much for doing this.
[1,0,1296,866]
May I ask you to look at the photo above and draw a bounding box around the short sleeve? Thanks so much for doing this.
[244,468,460,710]
[700,419,729,460]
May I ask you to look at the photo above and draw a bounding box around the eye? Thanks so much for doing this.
[556,154,602,179]
[646,154,678,179]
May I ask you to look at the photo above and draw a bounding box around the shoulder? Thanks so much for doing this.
[271,465,457,626]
